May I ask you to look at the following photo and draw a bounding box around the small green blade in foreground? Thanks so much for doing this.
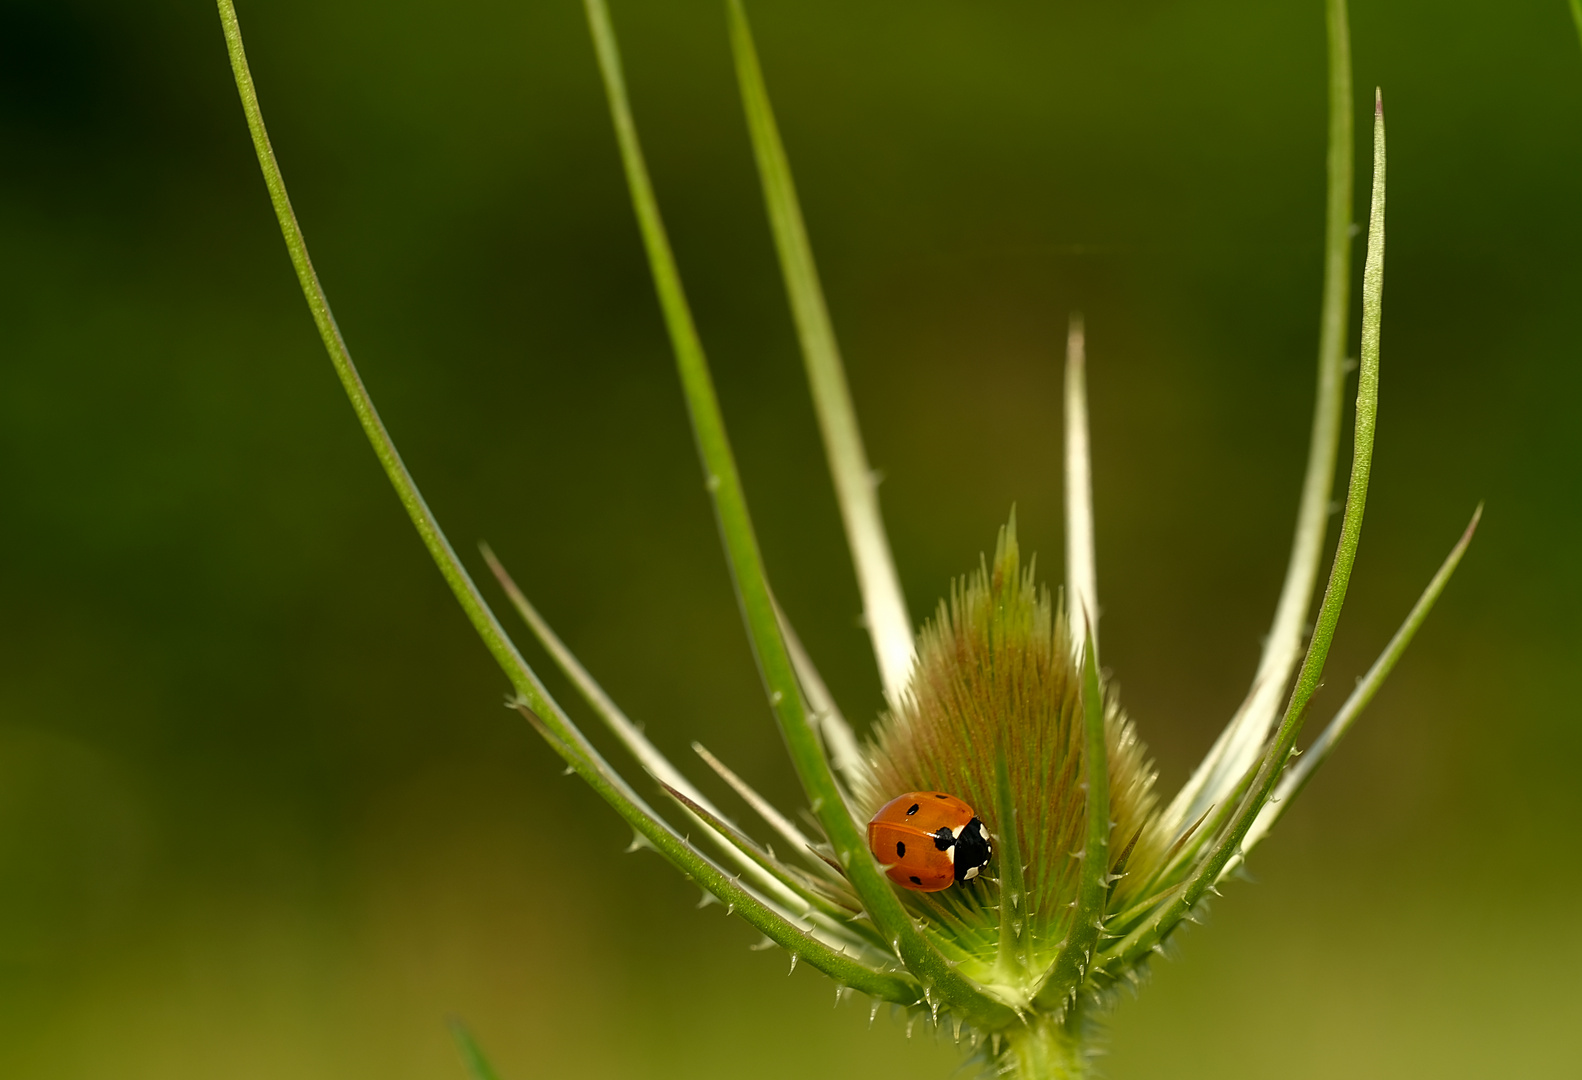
[448,1018,503,1080]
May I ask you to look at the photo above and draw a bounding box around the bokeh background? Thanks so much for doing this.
[2,0,1579,1076]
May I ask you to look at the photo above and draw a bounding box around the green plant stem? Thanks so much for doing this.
[1003,1014,1088,1080]
[1571,0,1582,55]
[1035,632,1109,1011]
[1166,0,1354,833]
[216,0,910,1001]
[1104,89,1386,970]
[727,0,914,702]
[581,0,1013,1027]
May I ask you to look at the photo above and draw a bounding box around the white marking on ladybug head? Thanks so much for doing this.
[964,865,980,880]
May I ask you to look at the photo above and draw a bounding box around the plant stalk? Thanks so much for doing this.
[1002,1013,1090,1080]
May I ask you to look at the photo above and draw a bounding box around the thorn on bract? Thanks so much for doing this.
[788,953,799,975]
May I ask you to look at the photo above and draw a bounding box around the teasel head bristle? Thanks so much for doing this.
[858,514,1165,986]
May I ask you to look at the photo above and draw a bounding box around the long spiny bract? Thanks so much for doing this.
[859,517,1163,987]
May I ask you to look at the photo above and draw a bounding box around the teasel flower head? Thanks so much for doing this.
[856,517,1167,1001]
[216,0,1481,1074]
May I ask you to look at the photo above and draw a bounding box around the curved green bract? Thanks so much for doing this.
[727,0,915,703]
[517,704,919,1003]
[1255,504,1482,837]
[215,0,911,1007]
[1104,92,1388,973]
[581,0,1015,1028]
[1163,0,1356,836]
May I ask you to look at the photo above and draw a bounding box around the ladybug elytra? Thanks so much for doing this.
[866,791,992,893]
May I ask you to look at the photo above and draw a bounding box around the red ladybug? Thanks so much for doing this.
[867,791,992,893]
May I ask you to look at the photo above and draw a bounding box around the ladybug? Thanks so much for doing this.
[866,791,992,893]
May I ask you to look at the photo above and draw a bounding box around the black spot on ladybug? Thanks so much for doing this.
[906,803,919,816]
[909,875,922,885]
[935,794,948,799]
[896,841,906,858]
[932,827,955,851]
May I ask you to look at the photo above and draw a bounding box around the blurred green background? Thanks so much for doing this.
[2,0,1579,1076]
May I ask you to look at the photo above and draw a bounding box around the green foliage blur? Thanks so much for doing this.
[2,0,1578,1076]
